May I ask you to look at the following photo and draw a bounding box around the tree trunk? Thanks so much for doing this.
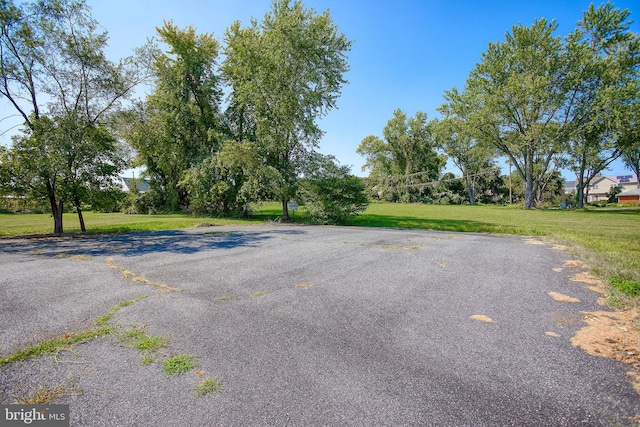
[583,186,590,206]
[52,200,64,234]
[281,199,290,222]
[575,153,587,209]
[523,151,535,209]
[575,179,585,209]
[75,199,86,233]
[47,182,63,234]
[465,172,476,205]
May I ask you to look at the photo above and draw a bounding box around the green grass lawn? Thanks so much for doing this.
[0,211,261,236]
[1,202,639,297]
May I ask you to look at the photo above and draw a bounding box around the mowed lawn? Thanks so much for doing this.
[1,202,639,286]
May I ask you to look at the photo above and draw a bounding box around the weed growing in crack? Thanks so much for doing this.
[162,354,197,376]
[194,378,223,397]
[214,295,235,301]
[141,356,155,365]
[95,296,148,328]
[0,296,148,367]
[0,328,111,367]
[16,377,80,404]
[119,326,169,353]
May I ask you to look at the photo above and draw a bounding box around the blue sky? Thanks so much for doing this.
[5,0,640,178]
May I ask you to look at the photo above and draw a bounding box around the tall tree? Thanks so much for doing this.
[223,0,351,220]
[436,95,498,205]
[448,18,569,209]
[126,21,223,212]
[0,0,141,232]
[357,109,444,202]
[564,2,640,207]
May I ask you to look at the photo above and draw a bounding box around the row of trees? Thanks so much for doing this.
[356,108,568,205]
[2,1,638,234]
[356,108,573,206]
[0,0,368,232]
[358,2,639,209]
[438,2,639,208]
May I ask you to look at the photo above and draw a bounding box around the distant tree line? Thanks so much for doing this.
[359,2,639,209]
[0,0,367,232]
[1,1,638,234]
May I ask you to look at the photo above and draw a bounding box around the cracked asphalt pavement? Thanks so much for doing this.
[1,224,638,426]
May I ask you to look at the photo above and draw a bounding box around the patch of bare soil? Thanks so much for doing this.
[571,309,640,393]
[570,271,608,304]
[548,292,581,303]
[564,259,589,269]
[470,315,493,323]
[563,261,640,394]
[571,271,603,285]
[523,238,546,245]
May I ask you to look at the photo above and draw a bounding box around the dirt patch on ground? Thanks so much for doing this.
[552,311,585,325]
[470,315,493,323]
[571,271,603,285]
[564,260,589,269]
[560,259,640,394]
[570,272,608,301]
[571,309,640,393]
[549,292,581,303]
[523,238,545,245]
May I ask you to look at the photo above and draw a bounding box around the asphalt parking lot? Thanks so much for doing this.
[1,224,638,426]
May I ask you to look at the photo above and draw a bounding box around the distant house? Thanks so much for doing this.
[119,177,150,193]
[564,174,639,202]
[563,180,576,195]
[617,189,640,204]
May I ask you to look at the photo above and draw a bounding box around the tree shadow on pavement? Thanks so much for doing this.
[0,229,307,258]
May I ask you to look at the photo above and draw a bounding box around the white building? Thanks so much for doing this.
[564,174,639,202]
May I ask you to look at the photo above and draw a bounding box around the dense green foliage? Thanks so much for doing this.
[437,2,639,208]
[0,0,362,231]
[2,0,637,236]
[433,115,499,204]
[223,0,352,220]
[357,109,445,202]
[300,155,369,224]
[126,21,224,212]
[0,0,141,232]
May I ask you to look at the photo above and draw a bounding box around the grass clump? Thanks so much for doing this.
[194,378,223,397]
[119,326,169,353]
[141,356,155,365]
[162,354,197,376]
[0,296,148,367]
[17,377,79,404]
[610,277,640,296]
[0,328,111,368]
[95,295,148,327]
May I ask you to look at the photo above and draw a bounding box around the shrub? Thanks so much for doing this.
[300,156,369,225]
